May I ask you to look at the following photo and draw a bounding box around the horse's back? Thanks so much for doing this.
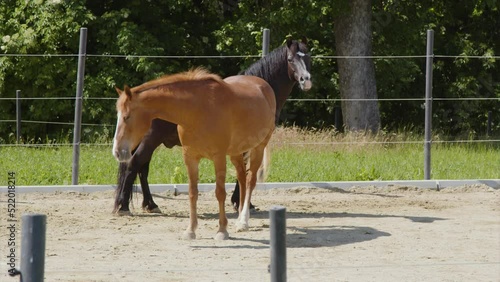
[223,75,276,116]
[177,75,275,157]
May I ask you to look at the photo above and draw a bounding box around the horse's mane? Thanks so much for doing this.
[134,67,222,94]
[241,40,308,83]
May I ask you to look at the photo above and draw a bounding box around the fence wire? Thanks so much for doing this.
[1,97,499,102]
[0,53,499,59]
[1,138,499,148]
[0,52,498,147]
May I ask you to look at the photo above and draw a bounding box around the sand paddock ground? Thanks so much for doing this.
[1,184,499,281]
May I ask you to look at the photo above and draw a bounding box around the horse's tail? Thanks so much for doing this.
[114,162,134,213]
[257,145,270,183]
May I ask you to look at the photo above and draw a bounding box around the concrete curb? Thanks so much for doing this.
[2,179,499,194]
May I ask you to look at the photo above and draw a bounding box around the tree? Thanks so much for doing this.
[334,0,380,132]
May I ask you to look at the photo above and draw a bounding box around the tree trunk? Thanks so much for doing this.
[334,0,380,132]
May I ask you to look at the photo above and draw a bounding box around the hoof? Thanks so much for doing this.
[145,207,162,214]
[236,222,249,232]
[183,231,196,240]
[115,210,132,216]
[214,231,229,241]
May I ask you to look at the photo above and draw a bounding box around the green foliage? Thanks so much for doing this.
[0,0,498,142]
[0,0,224,142]
[0,0,94,141]
[372,0,500,136]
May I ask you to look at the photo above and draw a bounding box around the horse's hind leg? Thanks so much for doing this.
[239,140,270,230]
[214,155,229,240]
[230,154,248,231]
[182,152,200,240]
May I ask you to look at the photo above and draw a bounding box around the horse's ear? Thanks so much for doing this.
[301,36,308,45]
[124,85,132,99]
[285,37,293,48]
[115,86,123,96]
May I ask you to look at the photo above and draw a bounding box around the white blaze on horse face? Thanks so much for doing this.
[112,111,122,160]
[294,55,311,90]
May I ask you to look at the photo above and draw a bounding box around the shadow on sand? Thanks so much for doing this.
[189,224,391,250]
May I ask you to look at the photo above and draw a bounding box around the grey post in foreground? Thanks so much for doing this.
[21,214,47,282]
[71,27,88,185]
[424,29,434,180]
[270,205,286,282]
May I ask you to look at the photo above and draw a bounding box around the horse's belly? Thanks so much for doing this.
[226,121,274,155]
[178,99,275,157]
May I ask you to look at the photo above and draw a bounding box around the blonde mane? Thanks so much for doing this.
[133,67,222,94]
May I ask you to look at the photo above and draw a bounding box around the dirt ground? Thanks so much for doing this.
[1,184,499,282]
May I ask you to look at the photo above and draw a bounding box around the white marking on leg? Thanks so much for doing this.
[237,194,251,232]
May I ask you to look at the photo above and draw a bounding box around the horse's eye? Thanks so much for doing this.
[123,115,130,121]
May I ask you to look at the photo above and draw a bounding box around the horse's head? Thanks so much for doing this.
[112,86,152,162]
[286,38,312,91]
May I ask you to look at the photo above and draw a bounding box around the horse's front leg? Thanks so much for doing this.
[231,152,257,212]
[182,153,200,240]
[138,161,161,213]
[114,162,136,216]
[214,155,229,240]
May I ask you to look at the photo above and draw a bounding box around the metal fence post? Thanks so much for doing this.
[424,29,434,180]
[262,28,270,56]
[72,27,87,185]
[20,214,47,282]
[16,90,21,143]
[270,206,286,282]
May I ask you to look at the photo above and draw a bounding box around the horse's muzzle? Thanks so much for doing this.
[113,148,132,163]
[299,78,312,91]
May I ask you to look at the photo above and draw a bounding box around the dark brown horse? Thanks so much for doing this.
[114,38,312,215]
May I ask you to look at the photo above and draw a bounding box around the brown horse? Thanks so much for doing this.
[113,39,311,215]
[112,68,276,240]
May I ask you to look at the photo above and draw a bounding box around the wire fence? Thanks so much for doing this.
[1,53,499,59]
[0,34,498,148]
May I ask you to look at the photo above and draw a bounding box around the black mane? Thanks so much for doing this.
[240,44,287,82]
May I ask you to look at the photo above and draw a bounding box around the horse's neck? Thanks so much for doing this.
[268,68,296,118]
[247,52,296,116]
[137,90,192,126]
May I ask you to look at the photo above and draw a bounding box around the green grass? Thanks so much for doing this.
[1,128,498,186]
[268,144,499,181]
